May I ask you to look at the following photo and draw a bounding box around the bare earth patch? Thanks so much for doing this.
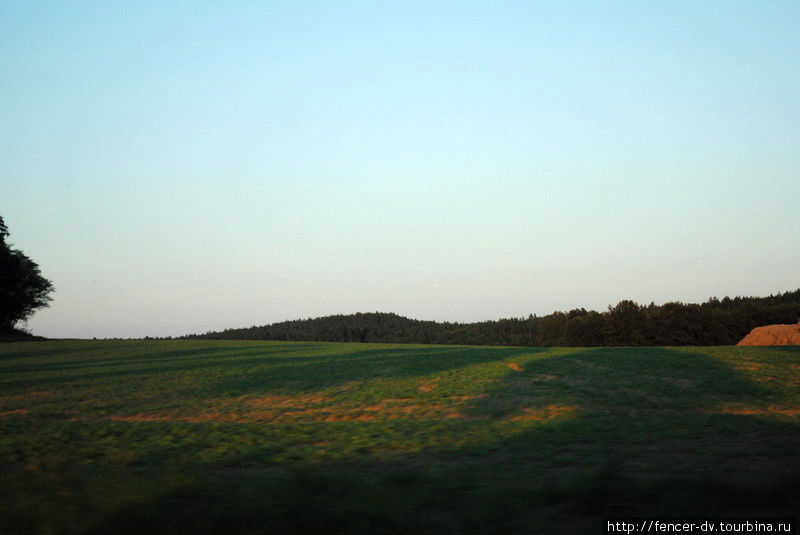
[99,394,499,423]
[509,404,578,421]
[716,405,800,417]
[108,412,244,423]
[245,394,331,409]
[0,409,28,418]
[418,377,441,392]
[252,398,460,422]
[0,391,54,402]
[737,362,764,372]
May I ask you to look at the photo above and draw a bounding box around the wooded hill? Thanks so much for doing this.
[184,289,800,346]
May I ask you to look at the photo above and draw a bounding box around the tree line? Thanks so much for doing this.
[184,290,800,346]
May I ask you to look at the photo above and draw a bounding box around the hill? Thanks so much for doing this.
[188,312,444,344]
[185,289,800,346]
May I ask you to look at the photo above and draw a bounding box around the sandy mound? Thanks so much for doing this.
[737,324,800,346]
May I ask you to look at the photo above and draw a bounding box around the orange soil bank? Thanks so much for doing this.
[737,324,800,346]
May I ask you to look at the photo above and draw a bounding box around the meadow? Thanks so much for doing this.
[1,340,799,534]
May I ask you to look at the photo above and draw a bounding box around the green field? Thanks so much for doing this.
[1,340,799,534]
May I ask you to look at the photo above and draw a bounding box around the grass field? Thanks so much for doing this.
[1,340,799,534]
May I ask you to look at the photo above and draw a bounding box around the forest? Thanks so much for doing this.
[185,289,800,346]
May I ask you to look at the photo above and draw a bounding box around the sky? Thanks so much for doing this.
[2,1,799,339]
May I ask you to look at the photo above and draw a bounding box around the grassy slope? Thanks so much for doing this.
[1,340,799,534]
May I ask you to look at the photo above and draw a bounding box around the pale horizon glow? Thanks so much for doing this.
[2,2,799,338]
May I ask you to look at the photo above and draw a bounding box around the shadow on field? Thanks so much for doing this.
[0,342,131,361]
[0,343,333,389]
[0,344,321,373]
[201,345,544,396]
[756,345,800,355]
[0,343,542,393]
[69,346,800,535]
[462,347,800,497]
[464,346,772,419]
[453,347,800,524]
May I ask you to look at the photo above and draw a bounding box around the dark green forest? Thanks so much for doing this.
[185,289,800,346]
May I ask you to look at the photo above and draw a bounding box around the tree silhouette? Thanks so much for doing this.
[0,216,54,331]
[186,290,800,347]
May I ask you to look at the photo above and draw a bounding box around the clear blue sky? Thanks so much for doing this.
[2,1,798,338]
